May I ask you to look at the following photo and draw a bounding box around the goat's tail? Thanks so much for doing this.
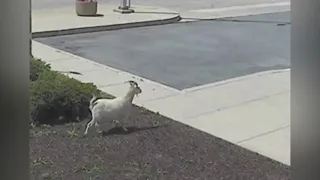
[89,93,99,111]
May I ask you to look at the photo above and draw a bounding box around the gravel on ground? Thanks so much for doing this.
[30,105,290,180]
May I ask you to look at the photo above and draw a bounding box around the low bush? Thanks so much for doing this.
[30,58,111,125]
[30,58,51,81]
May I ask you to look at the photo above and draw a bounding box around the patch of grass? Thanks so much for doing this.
[30,124,57,138]
[75,164,105,174]
[32,157,54,167]
[67,123,79,138]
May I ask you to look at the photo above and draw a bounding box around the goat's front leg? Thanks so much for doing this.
[112,119,128,132]
[121,115,129,132]
[95,122,103,134]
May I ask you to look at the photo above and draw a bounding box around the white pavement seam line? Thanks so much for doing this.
[236,125,290,144]
[190,2,290,13]
[182,69,290,93]
[185,90,290,120]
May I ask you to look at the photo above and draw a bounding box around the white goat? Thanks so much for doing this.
[84,80,142,136]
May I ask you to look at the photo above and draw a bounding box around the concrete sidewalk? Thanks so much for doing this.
[144,70,290,165]
[32,4,290,166]
[179,2,290,20]
[32,4,180,38]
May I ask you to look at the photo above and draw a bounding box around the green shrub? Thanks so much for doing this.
[30,58,51,81]
[30,58,111,125]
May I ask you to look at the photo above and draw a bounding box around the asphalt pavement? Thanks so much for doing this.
[36,11,290,90]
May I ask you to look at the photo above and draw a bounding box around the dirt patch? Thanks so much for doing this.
[30,106,290,180]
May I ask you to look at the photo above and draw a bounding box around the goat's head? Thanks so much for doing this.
[128,80,142,96]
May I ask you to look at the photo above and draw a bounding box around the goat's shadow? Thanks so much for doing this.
[101,124,169,136]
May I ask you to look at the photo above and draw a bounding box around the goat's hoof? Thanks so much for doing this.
[122,127,128,132]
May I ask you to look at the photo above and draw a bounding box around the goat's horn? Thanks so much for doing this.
[127,80,138,86]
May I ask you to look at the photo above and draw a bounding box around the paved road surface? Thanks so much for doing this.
[36,12,290,90]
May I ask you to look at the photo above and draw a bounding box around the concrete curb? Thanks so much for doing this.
[32,15,181,38]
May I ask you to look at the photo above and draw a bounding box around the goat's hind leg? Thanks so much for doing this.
[84,118,95,136]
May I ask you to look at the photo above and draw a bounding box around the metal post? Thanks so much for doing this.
[119,0,130,10]
[114,0,134,13]
[122,0,128,9]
